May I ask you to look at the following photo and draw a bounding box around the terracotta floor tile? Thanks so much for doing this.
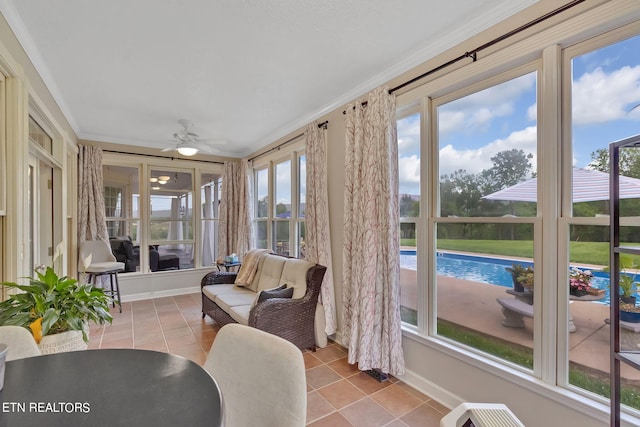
[99,337,134,348]
[385,420,410,427]
[135,341,168,352]
[92,293,450,426]
[400,403,445,427]
[306,391,337,424]
[101,329,133,342]
[163,326,194,338]
[396,382,430,402]
[304,352,324,370]
[327,357,360,378]
[339,397,395,427]
[317,378,366,410]
[314,343,348,363]
[370,384,423,417]
[425,399,449,414]
[306,365,343,389]
[307,411,353,427]
[165,333,199,348]
[347,371,393,395]
[133,331,165,346]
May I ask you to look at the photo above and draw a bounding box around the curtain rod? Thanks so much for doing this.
[248,120,328,163]
[102,149,225,165]
[343,0,586,114]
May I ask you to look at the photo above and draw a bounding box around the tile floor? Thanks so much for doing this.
[88,293,449,426]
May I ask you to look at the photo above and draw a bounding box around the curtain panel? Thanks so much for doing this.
[218,160,252,260]
[342,87,405,376]
[77,145,109,245]
[304,121,337,336]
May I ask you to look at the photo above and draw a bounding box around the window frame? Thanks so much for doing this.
[102,155,223,273]
[251,141,305,258]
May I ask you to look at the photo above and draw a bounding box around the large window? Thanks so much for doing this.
[435,71,538,368]
[252,150,305,258]
[565,32,640,407]
[103,162,222,273]
[398,15,640,417]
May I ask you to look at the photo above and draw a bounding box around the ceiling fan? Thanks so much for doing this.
[161,119,223,156]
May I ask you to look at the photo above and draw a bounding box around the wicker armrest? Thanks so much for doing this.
[249,296,315,332]
[201,271,238,287]
[248,264,326,331]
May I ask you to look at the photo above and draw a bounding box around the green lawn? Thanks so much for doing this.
[436,317,640,409]
[400,239,640,267]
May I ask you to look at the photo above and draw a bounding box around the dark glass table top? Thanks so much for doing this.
[0,348,222,427]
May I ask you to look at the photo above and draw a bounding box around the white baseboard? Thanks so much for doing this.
[395,368,463,410]
[120,286,201,303]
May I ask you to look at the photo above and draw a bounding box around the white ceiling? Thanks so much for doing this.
[0,0,536,157]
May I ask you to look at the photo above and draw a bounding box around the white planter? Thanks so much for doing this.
[38,328,88,355]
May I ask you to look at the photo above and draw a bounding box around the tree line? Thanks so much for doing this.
[400,147,640,243]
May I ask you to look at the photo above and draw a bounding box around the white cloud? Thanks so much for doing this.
[397,114,421,155]
[439,73,535,135]
[439,126,537,176]
[398,154,420,195]
[572,65,640,124]
[527,103,537,121]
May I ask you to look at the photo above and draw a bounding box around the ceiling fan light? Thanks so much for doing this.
[177,146,199,156]
[158,176,171,181]
[158,180,168,185]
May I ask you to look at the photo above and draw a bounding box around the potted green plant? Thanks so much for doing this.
[505,263,534,293]
[605,258,640,322]
[0,244,113,353]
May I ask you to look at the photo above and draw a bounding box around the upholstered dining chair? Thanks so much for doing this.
[0,325,42,361]
[203,323,307,427]
[79,240,125,312]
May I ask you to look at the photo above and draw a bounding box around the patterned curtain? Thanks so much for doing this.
[304,121,337,336]
[218,160,252,260]
[77,145,108,244]
[343,87,405,376]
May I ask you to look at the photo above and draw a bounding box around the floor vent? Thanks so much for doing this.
[364,369,389,382]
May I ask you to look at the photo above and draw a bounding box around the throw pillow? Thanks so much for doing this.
[251,284,294,310]
[258,284,294,302]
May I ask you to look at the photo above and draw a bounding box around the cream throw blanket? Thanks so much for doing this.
[235,249,270,288]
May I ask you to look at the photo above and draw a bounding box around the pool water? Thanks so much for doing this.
[399,250,612,304]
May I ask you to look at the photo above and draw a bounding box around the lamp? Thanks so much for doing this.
[150,177,158,183]
[176,142,199,156]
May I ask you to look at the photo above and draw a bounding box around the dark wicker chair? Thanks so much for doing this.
[201,261,326,351]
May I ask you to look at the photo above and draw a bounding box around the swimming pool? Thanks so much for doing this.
[399,250,612,304]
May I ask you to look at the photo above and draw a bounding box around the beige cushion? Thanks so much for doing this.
[279,258,314,299]
[228,305,251,325]
[215,291,257,313]
[255,255,287,293]
[202,284,241,301]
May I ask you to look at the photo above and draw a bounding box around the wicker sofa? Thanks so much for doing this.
[201,252,327,351]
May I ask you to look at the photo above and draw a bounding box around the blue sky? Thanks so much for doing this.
[398,33,640,196]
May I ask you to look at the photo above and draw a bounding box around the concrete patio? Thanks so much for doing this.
[400,267,640,383]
